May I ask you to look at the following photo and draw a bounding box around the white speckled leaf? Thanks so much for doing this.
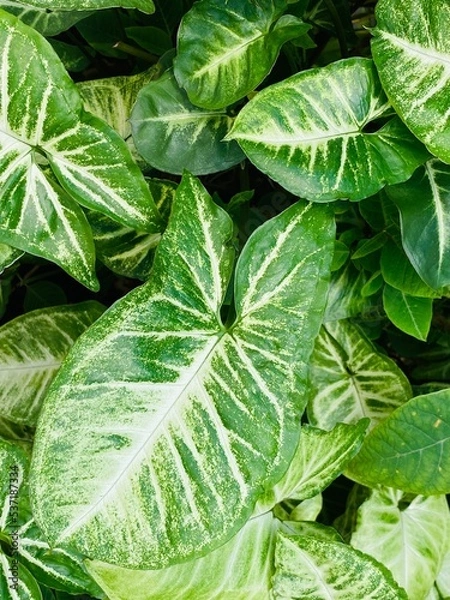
[0,243,22,274]
[228,57,428,201]
[0,2,92,35]
[30,173,334,569]
[16,0,154,12]
[371,0,450,162]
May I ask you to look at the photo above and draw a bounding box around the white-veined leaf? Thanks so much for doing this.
[0,2,92,35]
[228,57,429,201]
[15,0,154,12]
[307,319,411,430]
[30,173,334,568]
[173,0,310,109]
[324,262,375,321]
[350,488,450,600]
[371,0,450,163]
[0,557,42,600]
[130,70,244,175]
[87,511,277,600]
[272,531,408,599]
[0,301,105,426]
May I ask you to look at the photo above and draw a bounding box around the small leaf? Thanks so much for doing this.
[383,284,433,341]
[346,389,450,494]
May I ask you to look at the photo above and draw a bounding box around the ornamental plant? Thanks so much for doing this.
[0,0,449,599]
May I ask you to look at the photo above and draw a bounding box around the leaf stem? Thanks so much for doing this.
[113,41,158,63]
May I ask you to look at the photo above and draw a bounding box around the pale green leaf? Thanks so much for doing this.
[436,548,450,598]
[87,512,277,600]
[0,2,92,35]
[387,159,450,289]
[350,487,450,600]
[288,494,323,522]
[307,319,411,430]
[30,173,334,568]
[130,71,244,175]
[0,301,105,426]
[371,0,450,162]
[228,57,428,201]
[346,389,450,494]
[383,283,433,341]
[173,0,310,109]
[272,531,408,599]
[15,0,154,13]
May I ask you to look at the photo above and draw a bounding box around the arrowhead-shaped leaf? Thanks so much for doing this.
[30,173,334,569]
[228,57,428,201]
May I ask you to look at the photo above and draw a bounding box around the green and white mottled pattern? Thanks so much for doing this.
[87,511,277,600]
[0,2,92,35]
[307,319,411,430]
[372,0,450,162]
[174,0,309,109]
[16,0,154,12]
[0,301,104,426]
[272,531,408,599]
[228,57,428,201]
[30,173,334,569]
[351,488,450,600]
[0,242,22,274]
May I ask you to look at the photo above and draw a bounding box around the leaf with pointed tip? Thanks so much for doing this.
[228,57,428,201]
[307,320,411,430]
[383,284,433,341]
[0,2,92,35]
[0,301,105,426]
[30,173,334,569]
[17,0,154,13]
[350,488,450,600]
[173,0,310,109]
[371,0,450,163]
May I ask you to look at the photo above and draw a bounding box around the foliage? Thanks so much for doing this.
[0,0,449,598]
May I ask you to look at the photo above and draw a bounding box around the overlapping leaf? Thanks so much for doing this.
[30,173,334,569]
[16,0,154,12]
[0,2,92,35]
[371,0,450,162]
[0,242,22,273]
[228,57,429,201]
[382,284,433,341]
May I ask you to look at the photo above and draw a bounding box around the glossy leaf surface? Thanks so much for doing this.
[383,284,433,341]
[0,2,92,35]
[16,0,154,12]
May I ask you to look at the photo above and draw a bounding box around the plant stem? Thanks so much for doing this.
[113,41,158,63]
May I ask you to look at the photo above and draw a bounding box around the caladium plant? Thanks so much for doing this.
[0,0,448,599]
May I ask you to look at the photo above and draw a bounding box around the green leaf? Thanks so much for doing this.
[350,488,450,600]
[0,2,92,35]
[307,320,411,430]
[346,389,450,494]
[272,531,408,599]
[0,416,33,443]
[371,0,450,163]
[0,301,105,426]
[130,71,244,175]
[383,284,433,341]
[0,558,42,600]
[49,39,90,73]
[23,281,67,312]
[386,159,450,289]
[228,57,428,201]
[173,0,310,109]
[324,262,374,321]
[87,511,277,600]
[436,548,450,598]
[0,11,161,288]
[30,173,334,569]
[16,0,154,13]
[0,242,22,274]
[125,25,172,56]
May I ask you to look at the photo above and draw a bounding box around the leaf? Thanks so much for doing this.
[228,57,428,201]
[307,319,411,430]
[0,11,161,287]
[23,281,67,312]
[272,531,408,599]
[30,173,335,569]
[173,0,310,109]
[436,548,450,598]
[0,416,33,443]
[0,242,22,274]
[130,70,244,175]
[86,511,277,600]
[0,2,92,35]
[0,557,42,600]
[350,488,450,600]
[49,39,90,73]
[16,0,154,13]
[346,389,450,494]
[371,0,450,163]
[383,284,433,341]
[0,301,105,426]
[386,159,450,289]
[324,262,375,321]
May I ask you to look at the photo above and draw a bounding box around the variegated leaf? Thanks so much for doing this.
[307,319,411,430]
[0,2,92,35]
[371,0,450,162]
[0,243,22,274]
[30,173,334,568]
[0,11,161,287]
[0,301,105,426]
[174,0,310,109]
[16,0,154,12]
[228,57,429,201]
[130,70,244,175]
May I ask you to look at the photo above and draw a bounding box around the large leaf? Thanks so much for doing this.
[386,159,450,289]
[15,0,154,12]
[0,11,161,287]
[87,511,277,600]
[130,70,244,175]
[30,173,334,569]
[350,488,450,600]
[307,319,411,430]
[0,2,92,35]
[227,57,428,201]
[371,0,450,163]
[173,0,310,109]
[346,389,450,494]
[272,531,408,599]
[0,301,104,426]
